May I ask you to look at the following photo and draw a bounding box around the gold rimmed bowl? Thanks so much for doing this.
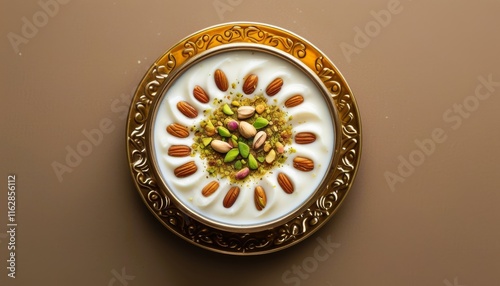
[126,22,361,255]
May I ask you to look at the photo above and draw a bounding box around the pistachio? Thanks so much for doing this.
[205,120,215,136]
[224,148,239,162]
[226,120,239,131]
[280,130,291,140]
[265,149,276,163]
[238,121,257,138]
[252,131,267,149]
[255,104,266,114]
[202,137,213,147]
[275,142,284,153]
[231,100,240,107]
[211,140,232,153]
[248,154,258,170]
[234,160,243,170]
[222,104,234,115]
[217,126,231,137]
[206,128,215,136]
[253,117,269,129]
[263,142,272,152]
[230,135,238,147]
[237,106,255,119]
[238,142,250,158]
[235,167,250,180]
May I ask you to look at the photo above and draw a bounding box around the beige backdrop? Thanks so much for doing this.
[2,0,499,285]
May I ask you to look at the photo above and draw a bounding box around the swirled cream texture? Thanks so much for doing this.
[153,50,335,228]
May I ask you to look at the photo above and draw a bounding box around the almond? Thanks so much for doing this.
[293,156,314,172]
[214,69,228,91]
[266,78,283,96]
[174,161,197,178]
[176,101,198,118]
[254,186,267,211]
[223,186,240,208]
[295,132,316,144]
[202,180,219,197]
[193,85,209,103]
[285,95,304,108]
[277,173,294,194]
[167,123,189,138]
[243,74,258,94]
[168,145,191,157]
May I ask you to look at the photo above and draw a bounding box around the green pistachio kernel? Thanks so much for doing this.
[253,117,269,129]
[218,126,231,137]
[202,137,213,146]
[222,104,234,115]
[206,120,214,129]
[231,134,238,146]
[238,142,250,158]
[224,148,239,162]
[248,154,258,170]
[234,160,243,170]
[230,138,237,147]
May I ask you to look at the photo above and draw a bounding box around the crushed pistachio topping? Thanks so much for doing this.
[192,94,293,183]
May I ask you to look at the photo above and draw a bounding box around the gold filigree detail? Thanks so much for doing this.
[181,25,307,60]
[315,57,342,96]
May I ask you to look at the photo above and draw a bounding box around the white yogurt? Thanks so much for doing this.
[153,49,335,228]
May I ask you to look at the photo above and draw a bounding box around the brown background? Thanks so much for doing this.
[1,0,500,285]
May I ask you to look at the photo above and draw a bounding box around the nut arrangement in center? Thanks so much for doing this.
[166,68,317,210]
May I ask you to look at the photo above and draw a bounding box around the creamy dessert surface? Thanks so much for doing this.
[153,50,335,227]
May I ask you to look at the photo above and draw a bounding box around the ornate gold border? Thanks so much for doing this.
[126,22,362,255]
